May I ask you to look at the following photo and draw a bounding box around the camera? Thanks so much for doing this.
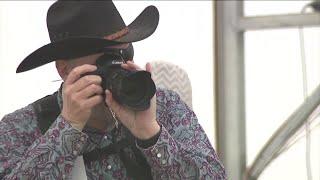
[84,47,156,111]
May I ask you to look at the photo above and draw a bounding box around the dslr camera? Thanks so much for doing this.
[84,44,156,111]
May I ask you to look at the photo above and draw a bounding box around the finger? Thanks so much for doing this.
[77,83,103,99]
[146,62,152,73]
[65,64,97,85]
[121,64,134,71]
[72,75,102,92]
[105,90,114,107]
[105,90,111,106]
[105,90,121,114]
[82,95,103,109]
[121,64,141,71]
[126,61,143,71]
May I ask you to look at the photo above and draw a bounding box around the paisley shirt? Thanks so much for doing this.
[0,88,226,180]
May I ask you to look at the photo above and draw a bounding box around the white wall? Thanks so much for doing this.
[0,1,216,144]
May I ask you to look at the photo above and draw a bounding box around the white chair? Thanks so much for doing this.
[150,61,193,109]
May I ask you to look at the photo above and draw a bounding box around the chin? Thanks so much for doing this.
[87,104,112,129]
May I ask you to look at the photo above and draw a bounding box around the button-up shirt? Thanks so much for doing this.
[0,88,226,179]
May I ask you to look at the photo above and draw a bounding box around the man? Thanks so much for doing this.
[0,1,226,179]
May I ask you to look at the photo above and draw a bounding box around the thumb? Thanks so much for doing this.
[146,62,152,73]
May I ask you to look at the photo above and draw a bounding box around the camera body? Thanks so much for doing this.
[85,49,156,111]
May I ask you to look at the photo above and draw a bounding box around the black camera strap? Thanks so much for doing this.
[32,92,60,134]
[32,92,152,180]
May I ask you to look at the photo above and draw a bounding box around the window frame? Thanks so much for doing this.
[215,1,320,180]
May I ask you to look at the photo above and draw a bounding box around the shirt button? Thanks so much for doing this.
[156,153,162,158]
[80,136,85,142]
[107,164,112,170]
[62,174,66,179]
[161,159,167,165]
[152,148,159,154]
[104,135,108,140]
[73,150,78,156]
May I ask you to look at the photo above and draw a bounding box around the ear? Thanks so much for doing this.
[55,60,69,81]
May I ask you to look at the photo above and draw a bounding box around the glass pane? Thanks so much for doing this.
[260,118,320,180]
[303,27,320,92]
[245,27,320,179]
[245,0,312,17]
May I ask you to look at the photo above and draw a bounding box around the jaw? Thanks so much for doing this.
[87,103,115,131]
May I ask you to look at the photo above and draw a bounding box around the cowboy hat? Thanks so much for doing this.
[16,0,159,73]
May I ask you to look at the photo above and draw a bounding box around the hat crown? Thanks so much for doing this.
[16,1,159,73]
[47,1,126,42]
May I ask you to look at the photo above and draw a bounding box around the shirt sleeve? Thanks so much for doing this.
[137,89,227,180]
[0,105,88,179]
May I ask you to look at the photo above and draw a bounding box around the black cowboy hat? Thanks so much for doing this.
[16,0,159,73]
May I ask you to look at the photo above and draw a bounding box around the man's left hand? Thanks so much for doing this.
[105,61,160,140]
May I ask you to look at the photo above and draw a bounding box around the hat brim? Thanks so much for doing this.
[16,5,159,73]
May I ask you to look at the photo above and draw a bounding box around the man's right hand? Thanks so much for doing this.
[61,64,103,131]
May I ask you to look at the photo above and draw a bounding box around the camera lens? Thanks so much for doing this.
[91,50,156,111]
[120,71,155,110]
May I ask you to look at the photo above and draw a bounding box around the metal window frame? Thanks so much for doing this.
[214,1,320,180]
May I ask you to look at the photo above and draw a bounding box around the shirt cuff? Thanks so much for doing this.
[136,125,178,170]
[43,115,88,158]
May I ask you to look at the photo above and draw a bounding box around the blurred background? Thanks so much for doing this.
[0,1,320,180]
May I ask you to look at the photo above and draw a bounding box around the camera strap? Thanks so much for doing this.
[32,91,152,180]
[32,91,60,134]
